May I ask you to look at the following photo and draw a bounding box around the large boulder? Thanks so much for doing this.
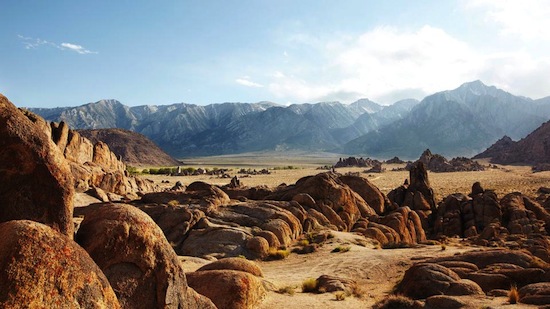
[395,263,483,299]
[75,203,215,309]
[186,270,265,309]
[196,257,264,277]
[519,282,550,305]
[501,193,546,235]
[0,220,120,308]
[0,95,74,237]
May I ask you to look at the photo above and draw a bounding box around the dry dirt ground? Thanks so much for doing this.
[181,232,537,308]
[143,155,550,308]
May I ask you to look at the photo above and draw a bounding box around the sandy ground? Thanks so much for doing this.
[180,232,537,308]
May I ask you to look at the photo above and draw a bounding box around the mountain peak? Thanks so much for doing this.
[457,80,492,94]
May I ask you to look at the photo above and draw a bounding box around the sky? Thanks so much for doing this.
[2,1,550,108]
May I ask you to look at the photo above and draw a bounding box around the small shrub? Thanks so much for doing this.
[268,248,290,260]
[297,239,310,246]
[441,244,447,251]
[167,200,179,207]
[237,255,247,259]
[334,291,346,301]
[126,166,139,175]
[373,294,420,309]
[508,284,519,304]
[276,285,296,295]
[331,245,351,253]
[382,242,412,249]
[301,278,318,293]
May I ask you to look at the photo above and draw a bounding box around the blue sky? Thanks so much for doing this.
[2,1,550,108]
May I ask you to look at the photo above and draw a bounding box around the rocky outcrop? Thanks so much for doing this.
[334,156,382,168]
[397,249,550,301]
[75,203,215,309]
[415,149,484,172]
[267,172,375,231]
[0,95,74,237]
[434,183,502,238]
[388,162,436,232]
[56,126,157,197]
[0,220,120,308]
[137,172,431,259]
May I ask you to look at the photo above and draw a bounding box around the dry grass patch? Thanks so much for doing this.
[301,278,319,293]
[373,294,421,309]
[508,284,519,304]
[334,291,346,301]
[331,245,351,253]
[276,285,296,296]
[267,248,290,260]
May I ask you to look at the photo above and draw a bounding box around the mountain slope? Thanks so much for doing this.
[474,120,550,165]
[78,128,181,166]
[344,81,550,159]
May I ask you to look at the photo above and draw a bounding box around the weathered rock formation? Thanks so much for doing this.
[334,156,382,168]
[388,162,436,232]
[414,149,484,172]
[0,95,74,237]
[0,220,120,308]
[75,203,215,309]
[396,249,550,304]
[135,172,429,258]
[434,182,502,239]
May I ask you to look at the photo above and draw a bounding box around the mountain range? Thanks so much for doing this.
[29,81,550,159]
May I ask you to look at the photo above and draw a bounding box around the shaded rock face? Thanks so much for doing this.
[0,220,120,308]
[334,156,382,168]
[501,192,549,235]
[186,270,265,309]
[75,203,215,309]
[519,282,550,305]
[434,185,502,238]
[0,95,74,237]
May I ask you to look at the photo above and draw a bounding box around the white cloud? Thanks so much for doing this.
[267,24,550,104]
[268,26,482,104]
[236,77,263,88]
[465,0,550,41]
[60,42,97,54]
[17,35,97,54]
